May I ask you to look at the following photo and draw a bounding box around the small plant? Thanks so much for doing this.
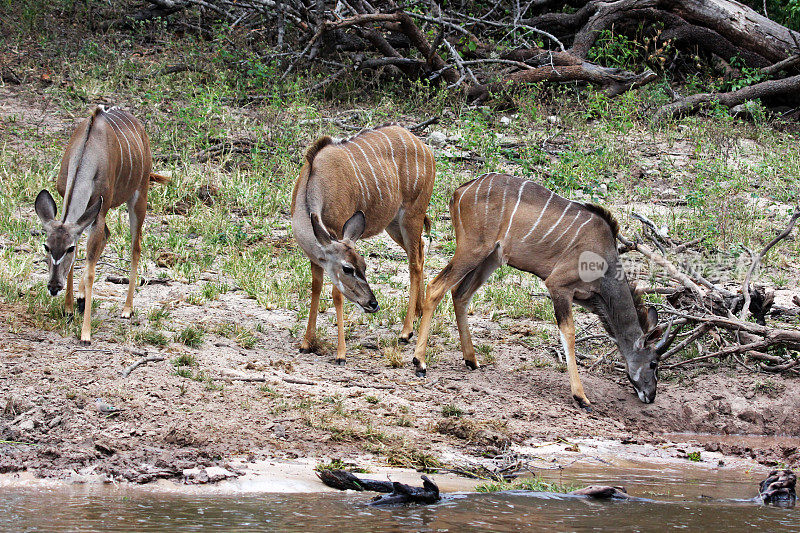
[441,404,464,418]
[147,306,171,328]
[172,353,197,367]
[315,459,369,473]
[476,343,495,365]
[134,329,169,346]
[686,451,702,462]
[365,395,380,404]
[476,477,579,493]
[176,325,205,347]
[174,367,193,379]
[383,346,403,368]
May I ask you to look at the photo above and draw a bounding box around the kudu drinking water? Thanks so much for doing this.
[410,173,675,409]
[34,105,167,344]
[292,125,435,364]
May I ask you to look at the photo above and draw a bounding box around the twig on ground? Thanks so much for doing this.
[122,355,166,377]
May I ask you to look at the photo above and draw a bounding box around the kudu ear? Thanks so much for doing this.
[647,306,659,329]
[342,211,366,242]
[34,190,57,225]
[310,212,333,246]
[73,196,104,236]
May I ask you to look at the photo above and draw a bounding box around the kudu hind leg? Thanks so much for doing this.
[411,252,488,377]
[79,218,107,344]
[548,290,591,410]
[452,250,502,370]
[300,263,324,353]
[399,231,425,343]
[122,192,147,318]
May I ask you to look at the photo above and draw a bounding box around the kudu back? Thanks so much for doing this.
[291,125,435,363]
[411,173,675,409]
[34,105,168,344]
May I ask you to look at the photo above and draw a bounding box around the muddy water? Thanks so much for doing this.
[1,463,797,532]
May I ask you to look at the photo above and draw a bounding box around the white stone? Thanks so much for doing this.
[426,131,447,147]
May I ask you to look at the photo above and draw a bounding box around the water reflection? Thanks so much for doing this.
[1,484,797,532]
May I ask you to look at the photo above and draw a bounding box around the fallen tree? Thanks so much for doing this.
[128,0,800,117]
[613,208,800,375]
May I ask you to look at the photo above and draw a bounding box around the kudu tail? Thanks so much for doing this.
[149,172,170,185]
[423,214,432,250]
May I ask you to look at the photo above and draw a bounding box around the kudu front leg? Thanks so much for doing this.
[65,263,74,315]
[331,285,347,364]
[549,292,591,411]
[300,263,324,353]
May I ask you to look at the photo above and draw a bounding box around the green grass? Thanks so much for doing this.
[475,477,580,493]
[176,325,205,348]
[441,404,464,418]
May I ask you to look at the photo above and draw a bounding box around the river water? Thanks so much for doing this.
[1,460,797,531]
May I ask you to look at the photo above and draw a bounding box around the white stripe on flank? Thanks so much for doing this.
[101,113,127,185]
[110,110,144,180]
[456,177,481,232]
[473,174,485,205]
[104,112,135,188]
[349,139,383,201]
[551,210,582,245]
[484,174,496,221]
[503,180,527,242]
[411,132,420,190]
[360,136,392,193]
[537,202,574,243]
[522,190,555,241]
[498,174,511,225]
[417,136,427,189]
[397,129,411,189]
[341,145,369,200]
[564,214,594,249]
[376,130,400,186]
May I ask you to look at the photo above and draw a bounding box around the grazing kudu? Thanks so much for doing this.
[291,125,435,364]
[411,173,675,409]
[34,105,167,344]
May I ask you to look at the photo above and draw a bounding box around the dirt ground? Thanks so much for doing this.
[1,86,799,488]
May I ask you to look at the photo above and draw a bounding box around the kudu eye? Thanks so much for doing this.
[650,361,658,369]
[342,265,355,276]
[66,246,75,254]
[43,244,50,253]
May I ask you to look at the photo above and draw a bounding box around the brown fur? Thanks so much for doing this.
[582,203,619,238]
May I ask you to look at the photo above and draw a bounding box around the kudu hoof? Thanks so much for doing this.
[79,339,91,346]
[414,368,427,378]
[334,358,346,366]
[299,347,312,354]
[464,360,478,370]
[398,332,413,344]
[574,396,592,412]
[76,297,85,314]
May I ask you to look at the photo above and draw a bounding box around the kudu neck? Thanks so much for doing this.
[596,273,645,354]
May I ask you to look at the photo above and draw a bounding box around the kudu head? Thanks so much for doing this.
[625,306,675,404]
[309,210,379,313]
[34,190,103,296]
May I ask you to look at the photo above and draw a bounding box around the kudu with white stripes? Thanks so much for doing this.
[292,125,435,364]
[34,105,168,344]
[411,173,675,409]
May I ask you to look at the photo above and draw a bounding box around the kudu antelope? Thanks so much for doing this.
[34,105,167,344]
[411,173,675,409]
[291,125,435,364]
